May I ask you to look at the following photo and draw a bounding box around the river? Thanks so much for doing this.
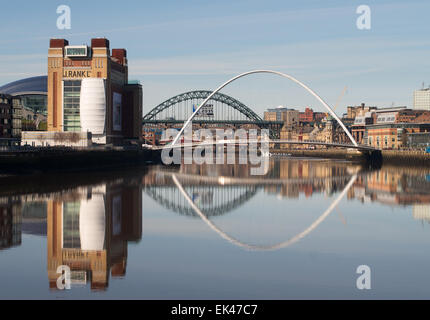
[1,157,430,299]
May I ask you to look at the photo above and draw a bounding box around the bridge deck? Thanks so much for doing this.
[143,119,283,125]
[148,139,377,151]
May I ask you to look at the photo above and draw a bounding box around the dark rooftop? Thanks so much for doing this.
[0,76,47,96]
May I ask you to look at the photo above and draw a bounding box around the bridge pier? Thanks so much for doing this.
[359,149,383,168]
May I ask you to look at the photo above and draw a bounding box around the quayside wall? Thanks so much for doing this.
[381,150,430,166]
[0,147,161,174]
[270,148,430,167]
[269,148,383,167]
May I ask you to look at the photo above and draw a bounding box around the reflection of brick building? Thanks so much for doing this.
[47,183,142,290]
[0,197,21,250]
[413,205,430,222]
[351,166,430,207]
[263,158,352,198]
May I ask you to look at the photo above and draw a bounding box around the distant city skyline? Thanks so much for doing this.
[1,0,429,116]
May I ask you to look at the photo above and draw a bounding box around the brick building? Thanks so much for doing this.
[299,107,314,123]
[47,38,142,145]
[0,93,22,146]
[365,123,430,149]
[264,106,299,130]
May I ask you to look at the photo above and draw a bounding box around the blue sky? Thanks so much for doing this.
[0,0,429,116]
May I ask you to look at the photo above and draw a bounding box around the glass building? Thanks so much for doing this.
[0,76,47,115]
[20,95,47,115]
[63,80,82,131]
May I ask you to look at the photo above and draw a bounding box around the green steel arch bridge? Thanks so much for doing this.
[142,90,283,138]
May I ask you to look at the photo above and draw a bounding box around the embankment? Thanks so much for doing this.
[381,150,430,166]
[270,149,365,161]
[0,147,161,174]
[270,148,430,167]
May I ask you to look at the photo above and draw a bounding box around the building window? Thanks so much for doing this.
[62,202,81,249]
[63,80,82,132]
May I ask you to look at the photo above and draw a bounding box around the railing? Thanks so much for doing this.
[150,139,376,151]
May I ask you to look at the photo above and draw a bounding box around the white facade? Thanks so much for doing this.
[376,112,397,124]
[79,78,106,135]
[413,89,430,111]
[79,194,106,251]
[413,204,430,222]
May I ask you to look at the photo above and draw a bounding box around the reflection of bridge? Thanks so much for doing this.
[171,173,358,251]
[143,90,283,138]
[145,185,257,217]
[142,158,368,250]
[143,164,358,219]
[155,170,359,187]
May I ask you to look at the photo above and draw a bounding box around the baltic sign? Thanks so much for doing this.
[63,70,91,78]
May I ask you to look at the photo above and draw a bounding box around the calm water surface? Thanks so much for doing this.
[1,158,430,299]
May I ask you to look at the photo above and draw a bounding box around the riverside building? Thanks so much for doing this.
[413,88,430,111]
[47,38,142,145]
[0,94,22,146]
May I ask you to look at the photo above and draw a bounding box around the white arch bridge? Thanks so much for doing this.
[170,70,358,146]
[143,70,382,163]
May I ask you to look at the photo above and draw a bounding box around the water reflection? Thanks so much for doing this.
[47,183,142,290]
[1,159,430,297]
[0,197,21,250]
[143,159,362,250]
[350,167,430,223]
[143,159,430,252]
[143,159,362,219]
[0,171,143,290]
[143,160,430,224]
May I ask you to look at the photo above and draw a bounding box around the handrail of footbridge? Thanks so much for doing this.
[148,139,377,152]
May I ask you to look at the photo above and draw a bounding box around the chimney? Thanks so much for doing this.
[111,49,127,65]
[91,38,110,49]
[49,39,69,48]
